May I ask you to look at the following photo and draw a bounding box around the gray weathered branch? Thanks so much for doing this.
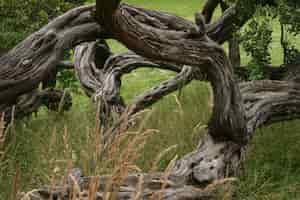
[1,89,72,123]
[0,5,107,119]
[5,1,300,199]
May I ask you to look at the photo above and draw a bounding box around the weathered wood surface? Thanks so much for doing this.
[0,5,105,121]
[0,0,297,199]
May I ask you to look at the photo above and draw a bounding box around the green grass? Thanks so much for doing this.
[1,1,300,199]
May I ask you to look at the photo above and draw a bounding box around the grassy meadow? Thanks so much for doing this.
[1,0,300,199]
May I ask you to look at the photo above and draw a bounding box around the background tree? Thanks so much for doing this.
[238,0,300,80]
[0,0,85,91]
[0,0,85,51]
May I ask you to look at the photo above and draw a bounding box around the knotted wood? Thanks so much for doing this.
[0,0,298,199]
[0,5,106,120]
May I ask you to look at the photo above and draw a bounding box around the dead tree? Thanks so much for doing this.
[0,0,298,199]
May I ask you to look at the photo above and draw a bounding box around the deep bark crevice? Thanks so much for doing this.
[0,1,297,199]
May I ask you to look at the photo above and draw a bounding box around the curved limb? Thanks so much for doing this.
[22,168,235,200]
[97,2,247,144]
[241,80,300,135]
[1,89,72,123]
[0,5,107,120]
[11,1,300,199]
[201,0,220,23]
[128,66,193,115]
[74,40,192,114]
[171,79,300,185]
[22,78,300,199]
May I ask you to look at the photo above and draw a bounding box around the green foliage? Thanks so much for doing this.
[241,7,273,80]
[0,0,85,91]
[0,1,300,200]
[56,51,82,93]
[240,0,300,80]
[278,0,300,64]
[57,70,81,93]
[0,0,85,50]
[278,0,300,35]
[282,40,300,64]
[0,78,211,199]
[237,121,300,200]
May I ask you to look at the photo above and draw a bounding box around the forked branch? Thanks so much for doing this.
[2,0,299,199]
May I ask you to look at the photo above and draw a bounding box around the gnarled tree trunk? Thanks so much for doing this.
[0,0,298,199]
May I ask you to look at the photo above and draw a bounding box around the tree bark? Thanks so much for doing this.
[219,1,241,68]
[201,0,220,23]
[0,0,297,199]
[0,5,107,120]
[0,89,72,123]
[228,37,241,68]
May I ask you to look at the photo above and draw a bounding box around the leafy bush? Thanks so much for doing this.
[240,1,300,80]
[0,0,85,50]
[0,0,85,90]
[241,7,273,80]
[278,0,300,64]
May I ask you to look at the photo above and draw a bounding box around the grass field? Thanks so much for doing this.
[1,1,300,199]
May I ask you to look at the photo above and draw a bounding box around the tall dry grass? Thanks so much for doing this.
[0,114,5,160]
[19,102,166,199]
[1,82,211,199]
